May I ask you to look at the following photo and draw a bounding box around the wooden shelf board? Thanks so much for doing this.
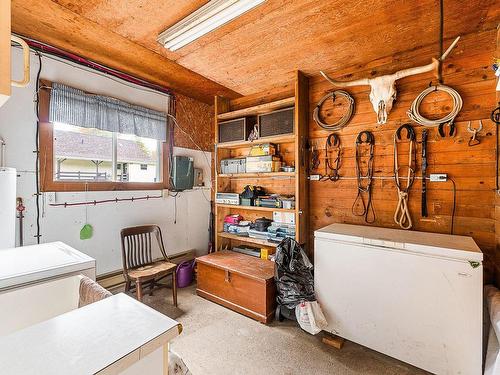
[217,97,295,121]
[216,203,295,213]
[216,134,295,149]
[217,232,279,248]
[218,172,295,179]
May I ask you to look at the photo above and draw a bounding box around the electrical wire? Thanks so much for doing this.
[16,38,213,209]
[449,177,456,235]
[407,1,462,128]
[34,52,42,244]
[438,0,444,84]
[167,100,214,204]
[174,194,177,224]
[48,194,163,207]
[11,38,172,98]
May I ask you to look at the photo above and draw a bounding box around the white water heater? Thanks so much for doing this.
[0,168,16,249]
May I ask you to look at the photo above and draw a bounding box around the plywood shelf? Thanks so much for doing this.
[217,232,279,248]
[216,134,295,149]
[216,203,295,213]
[217,97,295,121]
[218,172,295,179]
[214,70,308,255]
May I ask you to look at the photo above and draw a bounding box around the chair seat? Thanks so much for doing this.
[127,261,177,282]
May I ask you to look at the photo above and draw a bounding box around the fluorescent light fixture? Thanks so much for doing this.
[157,0,265,51]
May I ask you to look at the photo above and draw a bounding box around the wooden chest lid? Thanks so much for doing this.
[196,251,275,282]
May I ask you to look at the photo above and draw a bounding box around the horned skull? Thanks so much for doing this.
[320,36,460,124]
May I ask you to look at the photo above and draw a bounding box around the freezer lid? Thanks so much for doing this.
[315,223,483,262]
[0,242,96,291]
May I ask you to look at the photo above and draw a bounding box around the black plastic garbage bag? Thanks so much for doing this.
[274,237,315,310]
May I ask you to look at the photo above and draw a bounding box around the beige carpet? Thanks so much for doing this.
[114,284,428,375]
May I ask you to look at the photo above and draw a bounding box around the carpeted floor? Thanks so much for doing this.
[113,284,428,375]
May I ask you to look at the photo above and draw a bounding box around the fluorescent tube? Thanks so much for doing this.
[158,0,265,51]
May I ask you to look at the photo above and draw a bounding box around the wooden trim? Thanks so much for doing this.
[39,80,171,192]
[294,70,309,246]
[213,95,231,251]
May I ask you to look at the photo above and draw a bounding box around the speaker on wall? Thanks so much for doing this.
[218,117,257,143]
[258,107,294,138]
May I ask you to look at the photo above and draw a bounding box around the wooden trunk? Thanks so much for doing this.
[196,251,276,324]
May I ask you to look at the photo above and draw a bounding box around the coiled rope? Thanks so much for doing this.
[313,90,354,131]
[407,84,463,127]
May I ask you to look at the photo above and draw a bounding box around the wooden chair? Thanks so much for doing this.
[120,225,177,306]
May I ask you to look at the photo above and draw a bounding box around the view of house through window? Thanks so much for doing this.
[53,123,161,183]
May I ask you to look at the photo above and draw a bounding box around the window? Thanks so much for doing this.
[39,81,171,191]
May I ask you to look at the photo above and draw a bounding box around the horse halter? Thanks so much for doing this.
[393,124,417,229]
[352,131,375,223]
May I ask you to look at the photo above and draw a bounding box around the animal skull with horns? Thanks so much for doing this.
[320,36,460,124]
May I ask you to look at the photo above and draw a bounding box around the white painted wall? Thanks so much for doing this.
[0,48,212,275]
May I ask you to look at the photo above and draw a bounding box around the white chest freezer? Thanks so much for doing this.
[0,241,95,292]
[0,242,96,336]
[314,224,483,375]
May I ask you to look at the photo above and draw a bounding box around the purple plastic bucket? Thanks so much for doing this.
[176,260,195,288]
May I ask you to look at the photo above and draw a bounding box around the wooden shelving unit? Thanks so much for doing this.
[214,70,309,253]
[217,232,279,248]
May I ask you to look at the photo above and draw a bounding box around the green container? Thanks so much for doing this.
[240,198,254,206]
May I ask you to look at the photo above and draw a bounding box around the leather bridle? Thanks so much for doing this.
[322,133,342,181]
[393,124,416,229]
[352,131,375,223]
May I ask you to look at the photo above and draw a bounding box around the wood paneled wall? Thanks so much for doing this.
[308,29,498,275]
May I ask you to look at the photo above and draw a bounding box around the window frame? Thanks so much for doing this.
[39,80,170,192]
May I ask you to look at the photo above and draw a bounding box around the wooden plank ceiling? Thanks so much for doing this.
[12,0,498,101]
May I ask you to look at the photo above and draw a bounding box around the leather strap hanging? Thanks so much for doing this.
[322,133,342,181]
[421,130,428,217]
[352,131,375,223]
[393,124,417,229]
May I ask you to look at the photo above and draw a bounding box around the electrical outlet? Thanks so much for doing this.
[429,173,448,182]
[46,192,56,203]
[309,174,321,181]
